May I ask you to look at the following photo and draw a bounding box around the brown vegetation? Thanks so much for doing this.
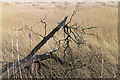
[0,1,118,78]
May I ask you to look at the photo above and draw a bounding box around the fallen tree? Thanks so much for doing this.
[1,16,68,78]
[1,3,97,78]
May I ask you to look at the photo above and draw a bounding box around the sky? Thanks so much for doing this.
[0,0,119,2]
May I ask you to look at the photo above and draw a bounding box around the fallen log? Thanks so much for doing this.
[1,16,68,78]
[1,48,64,78]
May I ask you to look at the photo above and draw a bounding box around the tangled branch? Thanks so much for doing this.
[1,3,98,78]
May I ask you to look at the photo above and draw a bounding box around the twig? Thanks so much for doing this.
[25,26,44,38]
[81,26,97,34]
[16,16,47,38]
[67,3,79,24]
[40,16,47,36]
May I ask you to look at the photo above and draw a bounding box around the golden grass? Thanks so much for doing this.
[1,2,118,78]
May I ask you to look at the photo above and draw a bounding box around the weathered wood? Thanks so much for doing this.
[0,48,59,75]
[2,48,63,78]
[0,16,68,78]
[23,16,68,62]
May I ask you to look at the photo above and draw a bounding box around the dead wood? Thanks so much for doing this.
[0,16,68,78]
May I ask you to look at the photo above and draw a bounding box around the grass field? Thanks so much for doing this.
[1,1,118,78]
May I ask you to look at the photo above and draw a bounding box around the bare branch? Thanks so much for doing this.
[67,3,79,24]
[16,16,47,38]
[31,16,46,27]
[81,26,97,34]
[41,21,47,37]
[40,16,47,36]
[25,26,44,38]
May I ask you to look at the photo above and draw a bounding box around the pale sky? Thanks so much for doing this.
[0,0,119,2]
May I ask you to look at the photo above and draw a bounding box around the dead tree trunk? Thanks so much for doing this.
[1,16,68,78]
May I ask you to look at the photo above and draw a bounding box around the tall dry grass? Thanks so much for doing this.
[1,2,118,78]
